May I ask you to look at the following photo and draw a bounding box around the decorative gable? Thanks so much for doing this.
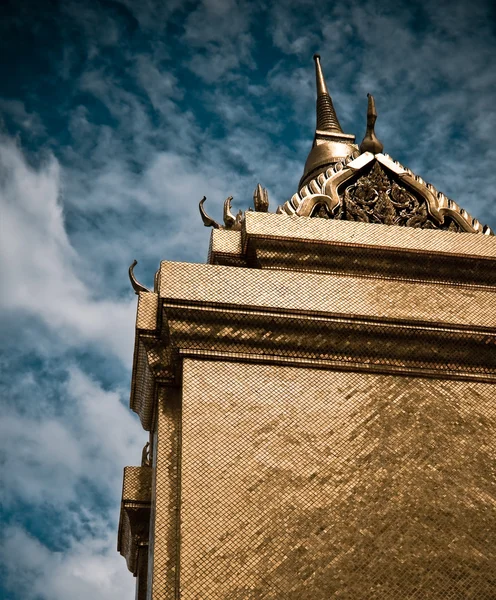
[278,152,493,235]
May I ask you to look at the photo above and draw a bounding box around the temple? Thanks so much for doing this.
[118,55,496,599]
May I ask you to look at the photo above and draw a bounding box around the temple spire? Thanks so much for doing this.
[314,54,344,134]
[299,54,357,189]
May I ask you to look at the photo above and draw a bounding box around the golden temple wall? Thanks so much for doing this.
[121,214,496,599]
[149,387,181,600]
[180,360,495,599]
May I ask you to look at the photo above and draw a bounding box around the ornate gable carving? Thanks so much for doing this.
[336,162,462,232]
[278,152,493,235]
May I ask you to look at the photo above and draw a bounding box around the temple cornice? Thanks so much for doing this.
[129,220,496,430]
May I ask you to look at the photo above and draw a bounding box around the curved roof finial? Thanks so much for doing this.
[313,54,343,134]
[359,93,384,155]
[129,260,151,294]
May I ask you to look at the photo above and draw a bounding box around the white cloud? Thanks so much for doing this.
[0,413,83,503]
[0,366,142,507]
[61,2,123,58]
[0,364,143,600]
[269,1,321,57]
[66,366,142,471]
[182,0,256,82]
[0,135,136,365]
[0,525,134,600]
[113,0,182,31]
[134,54,183,116]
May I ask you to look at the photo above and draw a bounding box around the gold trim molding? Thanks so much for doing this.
[118,466,152,574]
[129,255,496,430]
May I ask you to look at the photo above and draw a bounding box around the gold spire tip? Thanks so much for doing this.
[313,53,328,97]
[299,54,356,188]
[313,53,343,133]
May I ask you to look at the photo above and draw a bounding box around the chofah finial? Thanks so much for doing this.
[128,260,151,294]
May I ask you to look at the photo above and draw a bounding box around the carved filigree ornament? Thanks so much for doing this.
[198,155,491,235]
[337,163,461,231]
[278,152,493,235]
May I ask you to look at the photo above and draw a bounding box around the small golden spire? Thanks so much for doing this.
[253,183,269,212]
[359,94,384,155]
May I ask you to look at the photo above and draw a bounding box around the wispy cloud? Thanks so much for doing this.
[0,135,136,363]
[182,0,256,82]
[0,362,142,600]
[1,525,133,600]
[0,99,46,136]
[1,366,141,507]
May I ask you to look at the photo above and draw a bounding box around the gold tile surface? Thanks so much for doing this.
[137,291,159,331]
[180,360,496,599]
[122,465,152,503]
[244,212,496,258]
[126,210,496,599]
[158,261,496,329]
[150,386,181,600]
[118,466,152,575]
[130,339,156,431]
[209,229,243,259]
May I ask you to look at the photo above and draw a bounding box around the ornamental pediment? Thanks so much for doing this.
[277,152,492,235]
[198,55,492,237]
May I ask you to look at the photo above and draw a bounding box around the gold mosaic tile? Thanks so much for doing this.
[179,360,496,599]
[149,386,181,600]
[125,211,496,599]
[207,213,496,284]
[137,291,159,331]
[118,466,152,575]
[158,260,496,329]
[130,339,156,431]
[209,229,243,262]
[244,211,496,259]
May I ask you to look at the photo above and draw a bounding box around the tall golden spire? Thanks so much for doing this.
[299,54,357,188]
[314,54,344,134]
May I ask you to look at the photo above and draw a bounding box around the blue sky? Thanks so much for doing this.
[0,0,495,598]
